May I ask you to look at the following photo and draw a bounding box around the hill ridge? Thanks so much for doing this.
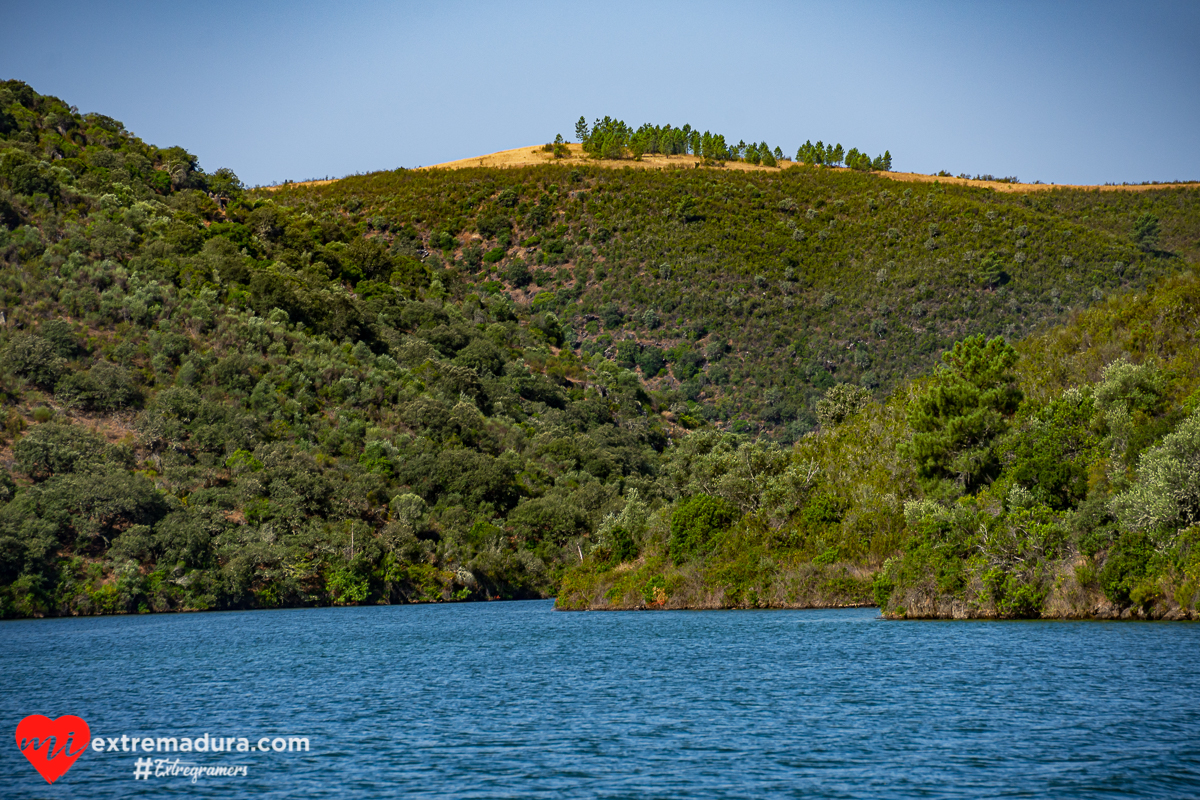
[270,142,1200,194]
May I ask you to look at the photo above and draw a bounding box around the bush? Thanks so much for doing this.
[1109,409,1200,542]
[983,568,1045,618]
[872,571,894,606]
[599,302,624,329]
[327,566,369,604]
[496,187,519,207]
[670,348,705,381]
[55,362,140,411]
[454,338,505,376]
[505,260,531,288]
[1099,530,1154,606]
[3,333,63,390]
[476,212,511,239]
[39,320,84,359]
[507,495,584,545]
[816,383,872,427]
[636,346,665,376]
[461,244,483,269]
[13,423,110,480]
[998,387,1099,510]
[668,494,738,564]
[614,340,640,368]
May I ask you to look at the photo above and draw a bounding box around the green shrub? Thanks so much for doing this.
[872,571,894,607]
[816,383,871,428]
[505,260,531,287]
[3,333,63,390]
[668,494,738,564]
[983,567,1045,618]
[1099,530,1154,606]
[1109,409,1200,543]
[13,422,109,480]
[998,387,1099,510]
[636,346,665,376]
[327,566,369,604]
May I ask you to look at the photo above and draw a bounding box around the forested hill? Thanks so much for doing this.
[270,151,1195,439]
[2,80,1199,619]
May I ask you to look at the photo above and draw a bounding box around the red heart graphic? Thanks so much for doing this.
[15,714,91,784]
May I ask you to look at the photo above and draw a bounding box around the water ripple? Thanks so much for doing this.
[2,603,1199,798]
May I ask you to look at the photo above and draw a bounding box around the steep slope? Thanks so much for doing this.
[268,162,1190,440]
[0,81,667,616]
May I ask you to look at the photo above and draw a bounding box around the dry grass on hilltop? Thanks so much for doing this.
[268,142,1199,193]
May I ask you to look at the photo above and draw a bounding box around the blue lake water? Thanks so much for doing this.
[2,601,1199,798]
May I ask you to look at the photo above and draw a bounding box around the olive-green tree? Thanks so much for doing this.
[1109,409,1200,545]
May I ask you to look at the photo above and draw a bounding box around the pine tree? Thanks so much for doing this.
[976,251,1005,288]
[1132,212,1160,252]
[713,134,728,160]
[575,116,589,142]
[760,142,777,167]
[900,335,1022,497]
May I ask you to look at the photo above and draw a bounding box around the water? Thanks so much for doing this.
[2,602,1199,798]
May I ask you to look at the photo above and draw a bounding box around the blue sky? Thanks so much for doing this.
[3,0,1198,187]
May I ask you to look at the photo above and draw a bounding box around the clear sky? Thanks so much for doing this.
[3,0,1198,187]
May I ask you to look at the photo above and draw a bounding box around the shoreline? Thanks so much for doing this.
[5,592,1197,620]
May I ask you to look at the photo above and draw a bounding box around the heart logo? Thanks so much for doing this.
[15,714,91,784]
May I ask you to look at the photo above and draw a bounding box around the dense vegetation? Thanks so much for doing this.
[2,80,1198,619]
[281,150,1187,444]
[559,275,1200,618]
[0,81,670,616]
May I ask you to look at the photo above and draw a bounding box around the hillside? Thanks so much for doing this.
[2,79,1199,620]
[558,268,1200,619]
[267,157,1196,441]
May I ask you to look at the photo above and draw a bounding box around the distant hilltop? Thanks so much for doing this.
[273,143,1200,194]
